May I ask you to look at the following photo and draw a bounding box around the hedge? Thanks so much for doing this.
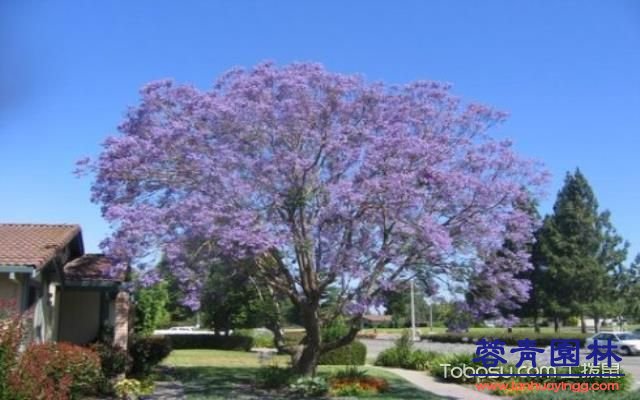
[422,332,589,347]
[318,340,366,365]
[161,334,254,351]
[130,336,172,376]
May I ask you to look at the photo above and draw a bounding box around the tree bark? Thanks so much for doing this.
[594,316,600,333]
[580,314,587,334]
[533,312,540,333]
[554,317,559,332]
[292,302,322,375]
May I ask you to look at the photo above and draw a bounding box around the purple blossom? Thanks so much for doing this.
[80,62,547,322]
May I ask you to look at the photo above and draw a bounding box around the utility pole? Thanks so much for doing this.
[410,279,417,341]
[429,298,433,332]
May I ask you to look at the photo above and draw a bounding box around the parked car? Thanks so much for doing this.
[585,332,640,355]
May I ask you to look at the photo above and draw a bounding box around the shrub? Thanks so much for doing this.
[329,366,389,396]
[329,377,389,396]
[133,282,171,336]
[0,304,22,400]
[283,331,306,348]
[166,333,253,350]
[255,365,296,389]
[289,376,328,397]
[90,343,131,379]
[129,336,172,376]
[318,340,366,365]
[332,365,368,380]
[11,342,102,399]
[374,331,439,370]
[114,378,154,400]
[235,329,274,348]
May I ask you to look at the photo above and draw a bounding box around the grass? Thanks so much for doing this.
[162,349,447,399]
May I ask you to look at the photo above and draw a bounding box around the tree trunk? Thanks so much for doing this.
[292,342,321,375]
[292,302,322,375]
[554,317,559,332]
[533,313,540,333]
[580,314,587,334]
[594,316,600,333]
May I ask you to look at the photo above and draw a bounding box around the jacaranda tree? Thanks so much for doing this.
[81,62,547,374]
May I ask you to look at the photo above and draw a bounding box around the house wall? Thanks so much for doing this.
[57,290,101,344]
[0,273,22,308]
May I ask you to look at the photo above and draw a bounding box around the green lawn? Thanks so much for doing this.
[162,350,446,400]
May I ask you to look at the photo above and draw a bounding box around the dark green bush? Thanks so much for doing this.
[318,341,366,365]
[283,331,306,348]
[166,334,254,351]
[129,336,172,376]
[255,365,297,389]
[374,331,439,370]
[90,343,131,379]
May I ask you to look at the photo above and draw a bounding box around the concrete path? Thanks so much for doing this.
[148,380,186,400]
[377,367,506,400]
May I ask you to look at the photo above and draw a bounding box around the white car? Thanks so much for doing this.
[585,332,640,355]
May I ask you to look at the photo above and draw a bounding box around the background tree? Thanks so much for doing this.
[536,169,628,333]
[82,62,547,374]
[588,211,629,331]
[382,281,431,328]
[133,282,171,336]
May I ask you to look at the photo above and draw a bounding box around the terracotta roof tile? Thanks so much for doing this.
[0,223,81,269]
[63,254,124,281]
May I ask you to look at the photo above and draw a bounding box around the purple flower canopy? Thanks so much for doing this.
[82,62,548,317]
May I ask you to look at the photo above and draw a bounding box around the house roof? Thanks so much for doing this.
[363,314,392,323]
[0,223,82,269]
[63,254,124,282]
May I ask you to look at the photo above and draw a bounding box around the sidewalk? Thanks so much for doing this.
[376,367,507,400]
[148,380,186,400]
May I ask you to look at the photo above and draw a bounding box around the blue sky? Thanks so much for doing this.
[1,1,639,259]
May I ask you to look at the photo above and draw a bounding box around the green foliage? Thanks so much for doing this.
[332,365,368,380]
[133,282,171,336]
[201,260,270,332]
[255,365,296,389]
[166,333,254,351]
[89,343,131,379]
[235,329,274,348]
[374,331,439,370]
[289,376,329,397]
[382,282,432,328]
[321,318,348,343]
[114,378,154,400]
[536,169,630,328]
[318,341,366,365]
[129,336,172,377]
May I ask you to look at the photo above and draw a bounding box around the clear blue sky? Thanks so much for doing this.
[1,1,639,259]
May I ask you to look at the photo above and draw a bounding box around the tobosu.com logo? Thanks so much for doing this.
[439,337,624,379]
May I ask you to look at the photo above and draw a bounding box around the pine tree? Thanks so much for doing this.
[537,169,603,333]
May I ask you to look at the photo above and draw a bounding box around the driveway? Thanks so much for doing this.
[361,338,640,387]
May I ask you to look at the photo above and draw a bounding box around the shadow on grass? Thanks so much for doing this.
[172,366,450,400]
